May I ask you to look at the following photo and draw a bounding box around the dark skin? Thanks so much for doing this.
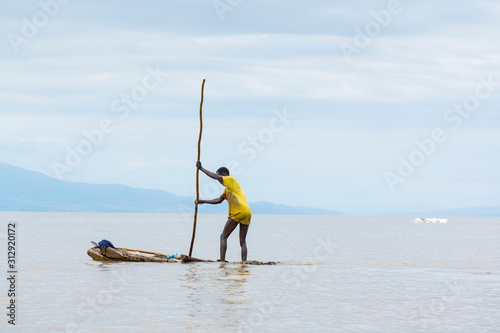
[196,161,249,262]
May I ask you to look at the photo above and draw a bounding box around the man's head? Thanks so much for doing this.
[216,167,230,176]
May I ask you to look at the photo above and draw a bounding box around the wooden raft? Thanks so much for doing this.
[87,247,178,262]
[179,254,277,265]
[87,248,277,265]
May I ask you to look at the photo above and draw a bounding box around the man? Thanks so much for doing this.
[195,161,251,262]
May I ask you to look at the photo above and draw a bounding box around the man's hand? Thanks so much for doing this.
[195,161,222,182]
[196,197,224,205]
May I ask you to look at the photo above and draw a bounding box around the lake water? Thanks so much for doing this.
[1,213,499,332]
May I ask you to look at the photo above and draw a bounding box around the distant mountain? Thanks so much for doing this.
[0,163,188,213]
[342,204,500,217]
[408,206,500,217]
[0,163,344,215]
[250,201,342,215]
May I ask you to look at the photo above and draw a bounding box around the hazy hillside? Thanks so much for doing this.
[408,206,500,217]
[0,163,189,212]
[0,163,345,215]
[3,163,495,216]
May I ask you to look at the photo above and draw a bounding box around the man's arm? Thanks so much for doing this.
[196,196,225,205]
[196,161,223,183]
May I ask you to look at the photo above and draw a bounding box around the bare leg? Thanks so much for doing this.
[239,223,249,261]
[220,218,238,261]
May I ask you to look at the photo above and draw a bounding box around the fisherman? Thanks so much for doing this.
[195,161,251,262]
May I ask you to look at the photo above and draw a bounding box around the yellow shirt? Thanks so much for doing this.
[221,176,252,225]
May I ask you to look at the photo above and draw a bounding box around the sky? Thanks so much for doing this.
[1,0,499,214]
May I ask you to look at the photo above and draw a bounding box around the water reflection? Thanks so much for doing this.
[180,263,252,331]
[215,263,251,305]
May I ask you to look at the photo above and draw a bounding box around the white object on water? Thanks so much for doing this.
[414,217,447,224]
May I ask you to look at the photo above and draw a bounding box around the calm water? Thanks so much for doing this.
[1,213,499,332]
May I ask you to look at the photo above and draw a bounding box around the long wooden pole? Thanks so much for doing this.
[122,248,168,256]
[189,79,205,257]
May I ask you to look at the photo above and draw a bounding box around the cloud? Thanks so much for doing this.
[0,1,499,212]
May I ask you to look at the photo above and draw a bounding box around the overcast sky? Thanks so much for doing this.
[1,0,499,214]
